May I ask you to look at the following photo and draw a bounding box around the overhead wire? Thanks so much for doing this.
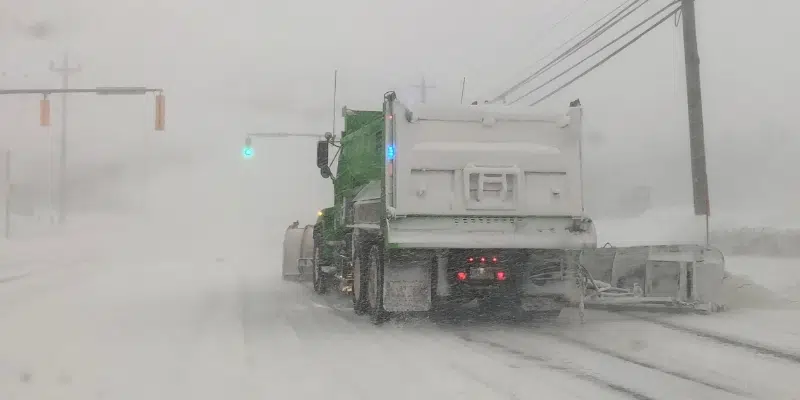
[505,0,658,104]
[491,0,648,103]
[480,0,592,102]
[492,0,639,102]
[528,3,682,107]
[508,0,680,105]
[536,0,593,41]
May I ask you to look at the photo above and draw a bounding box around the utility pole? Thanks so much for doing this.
[679,0,710,245]
[4,150,10,239]
[460,77,466,104]
[410,76,436,103]
[49,53,81,224]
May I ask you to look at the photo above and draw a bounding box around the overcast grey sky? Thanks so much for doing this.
[1,0,798,233]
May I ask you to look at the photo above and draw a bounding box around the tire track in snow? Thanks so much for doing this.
[537,331,752,397]
[619,312,800,364]
[308,290,640,398]
[453,331,657,400]
[304,286,744,398]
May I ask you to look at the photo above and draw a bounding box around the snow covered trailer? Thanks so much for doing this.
[282,222,314,281]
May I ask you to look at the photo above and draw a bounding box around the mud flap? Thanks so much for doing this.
[382,249,433,312]
[520,250,582,311]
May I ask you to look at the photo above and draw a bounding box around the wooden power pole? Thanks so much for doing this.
[680,0,711,244]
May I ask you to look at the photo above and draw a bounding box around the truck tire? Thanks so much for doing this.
[367,244,389,325]
[352,241,369,315]
[312,242,327,294]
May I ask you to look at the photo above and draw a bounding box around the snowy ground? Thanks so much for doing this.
[2,216,800,399]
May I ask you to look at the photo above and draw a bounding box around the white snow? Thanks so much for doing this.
[724,256,800,304]
[594,205,707,246]
[3,170,800,399]
[4,214,800,399]
[595,203,800,247]
[0,239,636,400]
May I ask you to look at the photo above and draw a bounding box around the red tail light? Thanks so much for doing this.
[456,271,468,281]
[480,257,486,263]
[467,257,474,263]
[491,256,498,263]
[495,271,507,281]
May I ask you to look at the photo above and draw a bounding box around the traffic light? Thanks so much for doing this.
[242,137,253,159]
[155,93,166,131]
[40,97,50,126]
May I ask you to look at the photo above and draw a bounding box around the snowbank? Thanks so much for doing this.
[722,256,800,307]
[595,204,800,248]
[594,205,706,246]
[0,213,150,279]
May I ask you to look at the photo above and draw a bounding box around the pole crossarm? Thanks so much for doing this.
[0,87,163,95]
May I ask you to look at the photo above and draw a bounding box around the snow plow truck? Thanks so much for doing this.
[281,92,727,324]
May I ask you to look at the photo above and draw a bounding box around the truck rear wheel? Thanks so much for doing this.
[312,243,327,294]
[367,244,389,325]
[352,242,368,315]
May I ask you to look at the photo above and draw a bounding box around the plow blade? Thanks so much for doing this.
[577,244,726,314]
[282,223,315,281]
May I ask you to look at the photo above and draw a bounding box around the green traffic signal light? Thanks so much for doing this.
[242,136,253,158]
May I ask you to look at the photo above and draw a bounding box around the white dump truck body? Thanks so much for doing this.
[378,100,596,249]
[278,94,725,321]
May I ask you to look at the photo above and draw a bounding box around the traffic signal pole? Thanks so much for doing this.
[242,132,330,159]
[0,85,166,223]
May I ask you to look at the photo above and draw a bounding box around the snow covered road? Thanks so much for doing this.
[2,250,800,399]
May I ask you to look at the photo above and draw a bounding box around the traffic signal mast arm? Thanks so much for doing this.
[242,132,339,160]
[246,132,330,140]
[0,87,166,131]
[0,87,162,95]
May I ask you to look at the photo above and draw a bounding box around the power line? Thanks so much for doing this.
[493,0,639,101]
[505,0,655,104]
[492,0,646,102]
[509,0,679,105]
[536,0,593,41]
[479,0,590,102]
[528,3,681,107]
[519,0,593,54]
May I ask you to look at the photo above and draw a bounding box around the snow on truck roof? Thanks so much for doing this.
[413,141,561,155]
[403,101,574,126]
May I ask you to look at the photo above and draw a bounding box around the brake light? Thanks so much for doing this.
[467,256,498,264]
[456,271,468,281]
[496,271,507,281]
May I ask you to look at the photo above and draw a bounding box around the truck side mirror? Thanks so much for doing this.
[320,165,332,179]
[316,140,328,169]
